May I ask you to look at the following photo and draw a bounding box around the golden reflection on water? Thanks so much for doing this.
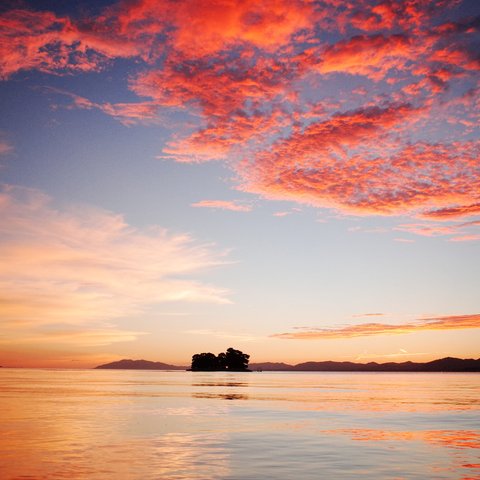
[324,428,480,449]
[2,431,230,479]
[1,369,479,479]
[1,384,230,479]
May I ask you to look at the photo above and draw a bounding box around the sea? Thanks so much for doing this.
[1,369,479,479]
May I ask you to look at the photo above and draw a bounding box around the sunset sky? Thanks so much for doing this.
[0,0,479,368]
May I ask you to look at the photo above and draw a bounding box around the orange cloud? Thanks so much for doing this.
[421,203,480,220]
[0,8,144,79]
[191,200,252,212]
[2,1,479,224]
[272,314,480,340]
[238,130,480,216]
[315,33,413,79]
[113,0,316,56]
[0,185,229,352]
[0,1,315,77]
[172,0,315,55]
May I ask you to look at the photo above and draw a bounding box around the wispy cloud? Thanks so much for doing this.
[0,184,229,348]
[0,328,146,348]
[395,220,480,240]
[0,139,13,156]
[448,234,480,243]
[272,314,480,340]
[0,131,13,161]
[273,207,302,218]
[191,200,252,212]
[44,87,163,126]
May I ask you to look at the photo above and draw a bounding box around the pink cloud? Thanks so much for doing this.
[395,223,457,237]
[235,98,480,217]
[238,132,480,216]
[272,314,480,340]
[0,139,13,156]
[395,220,480,239]
[448,234,480,243]
[191,200,252,212]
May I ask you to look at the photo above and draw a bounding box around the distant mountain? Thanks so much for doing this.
[95,359,186,370]
[95,357,480,372]
[249,362,295,371]
[251,357,480,372]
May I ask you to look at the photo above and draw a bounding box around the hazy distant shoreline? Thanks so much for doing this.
[94,357,480,372]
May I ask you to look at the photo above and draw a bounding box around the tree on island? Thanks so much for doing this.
[191,347,250,371]
[190,352,220,371]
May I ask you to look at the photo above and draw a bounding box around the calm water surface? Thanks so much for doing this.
[0,369,479,479]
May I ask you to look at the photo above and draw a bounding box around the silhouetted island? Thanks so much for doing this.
[191,348,250,371]
[94,357,480,372]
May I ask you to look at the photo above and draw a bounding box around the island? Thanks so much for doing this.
[191,347,250,371]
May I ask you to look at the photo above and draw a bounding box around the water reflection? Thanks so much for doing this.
[320,428,480,478]
[192,382,248,387]
[192,392,249,400]
[191,373,250,401]
[92,433,231,479]
[0,369,479,479]
[324,428,480,449]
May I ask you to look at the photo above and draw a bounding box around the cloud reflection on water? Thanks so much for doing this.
[1,370,479,479]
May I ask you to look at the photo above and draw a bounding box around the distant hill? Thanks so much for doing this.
[249,362,294,371]
[95,359,186,370]
[251,357,480,372]
[95,357,480,372]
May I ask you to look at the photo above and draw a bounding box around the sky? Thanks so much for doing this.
[0,0,479,368]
